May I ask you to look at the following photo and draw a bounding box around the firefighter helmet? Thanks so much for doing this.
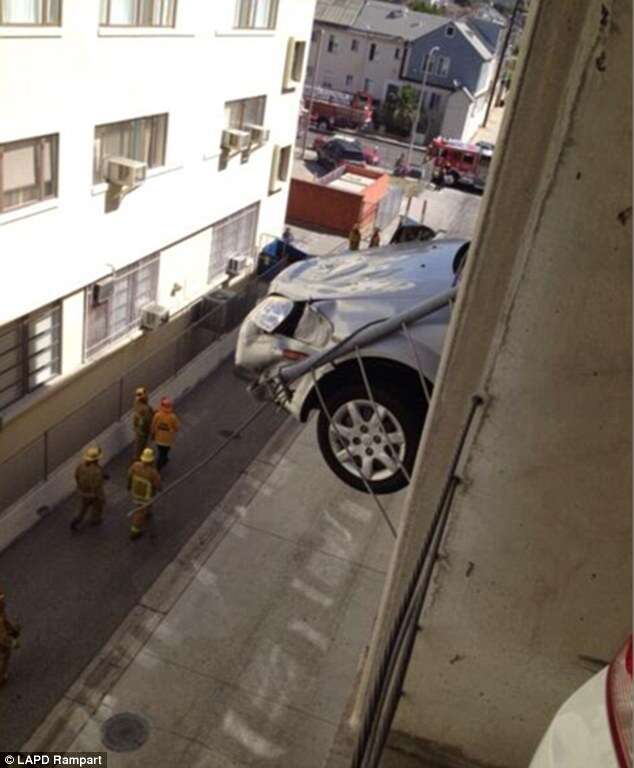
[83,446,102,463]
[140,448,155,464]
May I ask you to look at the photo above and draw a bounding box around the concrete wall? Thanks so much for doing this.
[354,1,632,766]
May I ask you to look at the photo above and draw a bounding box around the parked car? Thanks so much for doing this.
[314,135,380,166]
[529,636,632,768]
[314,137,366,171]
[235,226,467,493]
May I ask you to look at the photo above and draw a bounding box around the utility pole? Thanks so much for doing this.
[302,28,324,159]
[482,0,523,127]
[406,45,439,169]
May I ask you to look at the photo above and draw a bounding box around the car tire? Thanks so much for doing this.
[318,119,329,132]
[444,172,459,186]
[316,381,427,495]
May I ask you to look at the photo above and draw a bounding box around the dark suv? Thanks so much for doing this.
[316,138,365,171]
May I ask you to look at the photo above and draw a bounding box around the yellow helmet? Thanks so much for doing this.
[135,387,147,399]
[83,446,102,463]
[140,448,155,464]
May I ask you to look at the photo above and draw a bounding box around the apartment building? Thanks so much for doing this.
[0,0,314,426]
[308,0,504,142]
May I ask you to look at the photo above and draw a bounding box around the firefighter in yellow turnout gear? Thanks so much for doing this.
[0,589,20,686]
[128,448,161,540]
[132,387,154,461]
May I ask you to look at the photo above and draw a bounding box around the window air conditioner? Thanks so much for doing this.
[139,303,169,331]
[221,129,251,152]
[244,124,271,146]
[226,256,249,277]
[92,278,114,306]
[103,157,147,187]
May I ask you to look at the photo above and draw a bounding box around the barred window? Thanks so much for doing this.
[100,0,176,27]
[84,255,160,359]
[0,304,61,411]
[234,0,278,30]
[93,115,167,184]
[0,135,58,214]
[225,97,266,131]
[208,203,259,282]
[0,0,61,25]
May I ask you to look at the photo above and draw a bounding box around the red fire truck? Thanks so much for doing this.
[304,85,374,132]
[428,137,493,190]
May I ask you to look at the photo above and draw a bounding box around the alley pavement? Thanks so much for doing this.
[24,414,404,767]
[0,358,285,750]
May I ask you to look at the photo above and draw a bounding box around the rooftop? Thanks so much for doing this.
[314,0,365,27]
[352,1,448,41]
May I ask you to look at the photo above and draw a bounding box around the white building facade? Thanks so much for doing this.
[0,0,313,420]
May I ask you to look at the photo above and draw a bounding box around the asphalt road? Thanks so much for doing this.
[0,358,286,750]
[305,128,426,172]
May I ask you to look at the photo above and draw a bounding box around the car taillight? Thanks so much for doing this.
[607,636,633,768]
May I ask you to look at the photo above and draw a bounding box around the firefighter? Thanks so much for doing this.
[151,397,180,472]
[349,224,362,252]
[132,386,154,460]
[71,446,107,532]
[128,448,161,540]
[369,227,381,248]
[0,589,21,686]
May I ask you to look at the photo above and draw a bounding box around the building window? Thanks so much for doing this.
[445,25,455,37]
[234,0,278,30]
[351,38,359,52]
[306,65,314,79]
[93,115,167,184]
[364,78,373,93]
[208,203,259,282]
[436,56,451,76]
[0,134,58,214]
[322,80,333,89]
[327,34,337,53]
[0,304,61,411]
[429,92,441,110]
[311,28,318,43]
[345,74,354,88]
[421,53,434,73]
[99,0,176,26]
[0,0,61,25]
[84,255,160,359]
[225,96,266,131]
[368,42,377,61]
[394,47,401,60]
[289,39,306,83]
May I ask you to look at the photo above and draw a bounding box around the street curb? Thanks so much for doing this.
[22,415,306,752]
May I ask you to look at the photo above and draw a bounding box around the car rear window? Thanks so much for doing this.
[342,146,364,161]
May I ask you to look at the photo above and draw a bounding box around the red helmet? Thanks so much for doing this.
[160,397,173,411]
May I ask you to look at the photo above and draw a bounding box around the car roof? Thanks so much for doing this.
[271,238,468,303]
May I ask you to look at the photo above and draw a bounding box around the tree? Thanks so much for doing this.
[409,1,444,13]
[380,85,426,137]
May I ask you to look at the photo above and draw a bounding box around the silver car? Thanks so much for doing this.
[235,235,468,494]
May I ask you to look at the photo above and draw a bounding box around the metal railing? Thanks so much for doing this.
[0,252,289,517]
[263,278,481,768]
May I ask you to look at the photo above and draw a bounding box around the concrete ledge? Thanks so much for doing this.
[0,329,238,555]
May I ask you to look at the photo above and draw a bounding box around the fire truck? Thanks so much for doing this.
[304,85,374,131]
[428,137,493,190]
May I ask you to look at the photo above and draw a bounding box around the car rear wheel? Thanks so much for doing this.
[318,119,329,132]
[316,382,426,494]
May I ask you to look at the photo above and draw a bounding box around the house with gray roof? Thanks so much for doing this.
[306,0,506,142]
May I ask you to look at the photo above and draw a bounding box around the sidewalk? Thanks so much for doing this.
[472,106,506,147]
[26,418,404,766]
